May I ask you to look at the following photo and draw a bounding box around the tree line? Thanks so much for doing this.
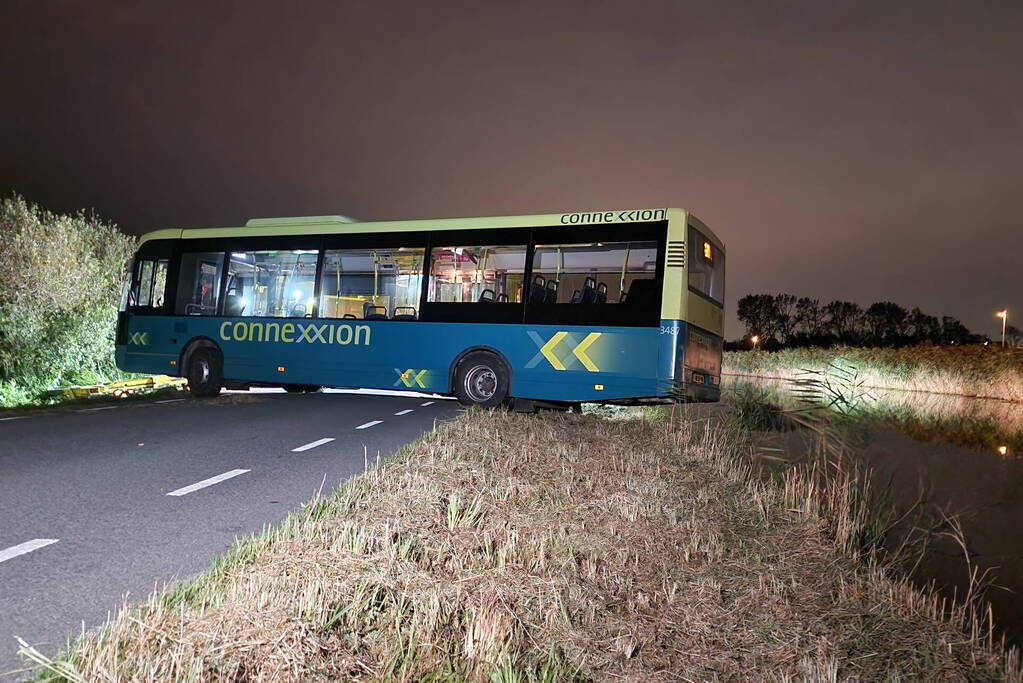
[733,294,1021,350]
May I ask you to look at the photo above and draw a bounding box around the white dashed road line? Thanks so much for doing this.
[420,401,435,406]
[155,399,185,404]
[77,406,117,412]
[291,437,335,453]
[167,469,251,497]
[356,420,383,430]
[0,539,58,565]
[0,416,28,421]
[394,409,414,416]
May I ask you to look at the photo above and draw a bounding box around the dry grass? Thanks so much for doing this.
[725,345,1023,403]
[726,374,1023,453]
[22,409,1021,681]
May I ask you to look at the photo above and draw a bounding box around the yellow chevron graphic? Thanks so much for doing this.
[540,331,568,371]
[130,332,149,346]
[399,369,429,388]
[572,332,602,372]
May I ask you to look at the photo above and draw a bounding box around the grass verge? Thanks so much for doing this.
[725,345,1023,403]
[21,409,1021,680]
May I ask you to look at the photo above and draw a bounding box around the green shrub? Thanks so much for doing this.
[0,195,136,404]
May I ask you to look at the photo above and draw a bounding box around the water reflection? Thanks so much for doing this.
[724,375,1023,646]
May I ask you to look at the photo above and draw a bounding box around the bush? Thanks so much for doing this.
[0,195,136,404]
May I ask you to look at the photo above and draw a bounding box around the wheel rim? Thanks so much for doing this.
[196,358,210,385]
[463,364,497,403]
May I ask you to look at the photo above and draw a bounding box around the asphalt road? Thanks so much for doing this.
[0,389,459,679]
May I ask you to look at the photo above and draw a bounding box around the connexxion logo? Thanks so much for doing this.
[219,321,371,346]
[559,208,666,225]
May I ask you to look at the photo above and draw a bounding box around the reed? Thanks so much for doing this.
[725,345,1023,403]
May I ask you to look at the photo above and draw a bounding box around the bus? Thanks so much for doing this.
[116,207,725,408]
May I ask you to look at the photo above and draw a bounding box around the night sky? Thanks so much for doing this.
[2,1,1020,338]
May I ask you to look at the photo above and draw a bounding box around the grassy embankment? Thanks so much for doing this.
[725,345,1023,404]
[21,409,1019,681]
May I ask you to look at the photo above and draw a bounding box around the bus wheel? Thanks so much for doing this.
[283,384,322,393]
[454,351,509,408]
[186,347,224,397]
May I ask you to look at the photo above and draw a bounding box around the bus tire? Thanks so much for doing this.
[453,351,509,408]
[186,347,224,397]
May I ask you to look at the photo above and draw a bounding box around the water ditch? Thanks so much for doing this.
[724,374,1023,647]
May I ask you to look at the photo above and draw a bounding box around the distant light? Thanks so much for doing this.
[703,241,713,261]
[984,341,990,346]
[998,446,1009,456]
[996,310,1008,319]
[277,366,285,372]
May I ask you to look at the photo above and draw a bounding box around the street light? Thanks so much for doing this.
[996,310,1008,348]
[751,334,760,350]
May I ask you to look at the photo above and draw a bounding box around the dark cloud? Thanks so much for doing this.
[2,0,1020,336]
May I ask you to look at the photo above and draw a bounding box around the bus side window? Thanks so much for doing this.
[226,250,319,318]
[531,241,658,304]
[319,247,424,320]
[129,258,169,312]
[175,252,224,316]
[427,244,526,304]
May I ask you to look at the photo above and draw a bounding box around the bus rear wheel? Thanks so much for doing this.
[186,347,224,397]
[453,351,509,408]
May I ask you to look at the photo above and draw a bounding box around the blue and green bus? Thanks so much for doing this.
[116,208,725,408]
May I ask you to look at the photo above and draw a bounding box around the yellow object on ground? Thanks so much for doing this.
[60,375,185,399]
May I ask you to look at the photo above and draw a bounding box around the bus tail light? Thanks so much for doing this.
[277,366,286,372]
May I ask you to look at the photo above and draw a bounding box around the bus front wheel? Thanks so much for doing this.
[186,347,224,398]
[453,351,509,408]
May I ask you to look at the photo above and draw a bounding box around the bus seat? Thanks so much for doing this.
[224,295,245,317]
[595,282,608,304]
[497,293,508,302]
[579,276,597,304]
[478,289,495,302]
[393,306,417,320]
[342,313,358,319]
[570,289,581,303]
[530,275,547,303]
[363,303,388,320]
[289,303,307,317]
[624,279,656,306]
[544,279,560,303]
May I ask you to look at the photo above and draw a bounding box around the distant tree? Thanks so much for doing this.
[824,300,863,343]
[1005,324,1021,347]
[794,297,826,337]
[907,307,941,344]
[733,292,984,350]
[865,301,909,346]
[773,293,798,344]
[941,316,972,345]
[737,294,780,342]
